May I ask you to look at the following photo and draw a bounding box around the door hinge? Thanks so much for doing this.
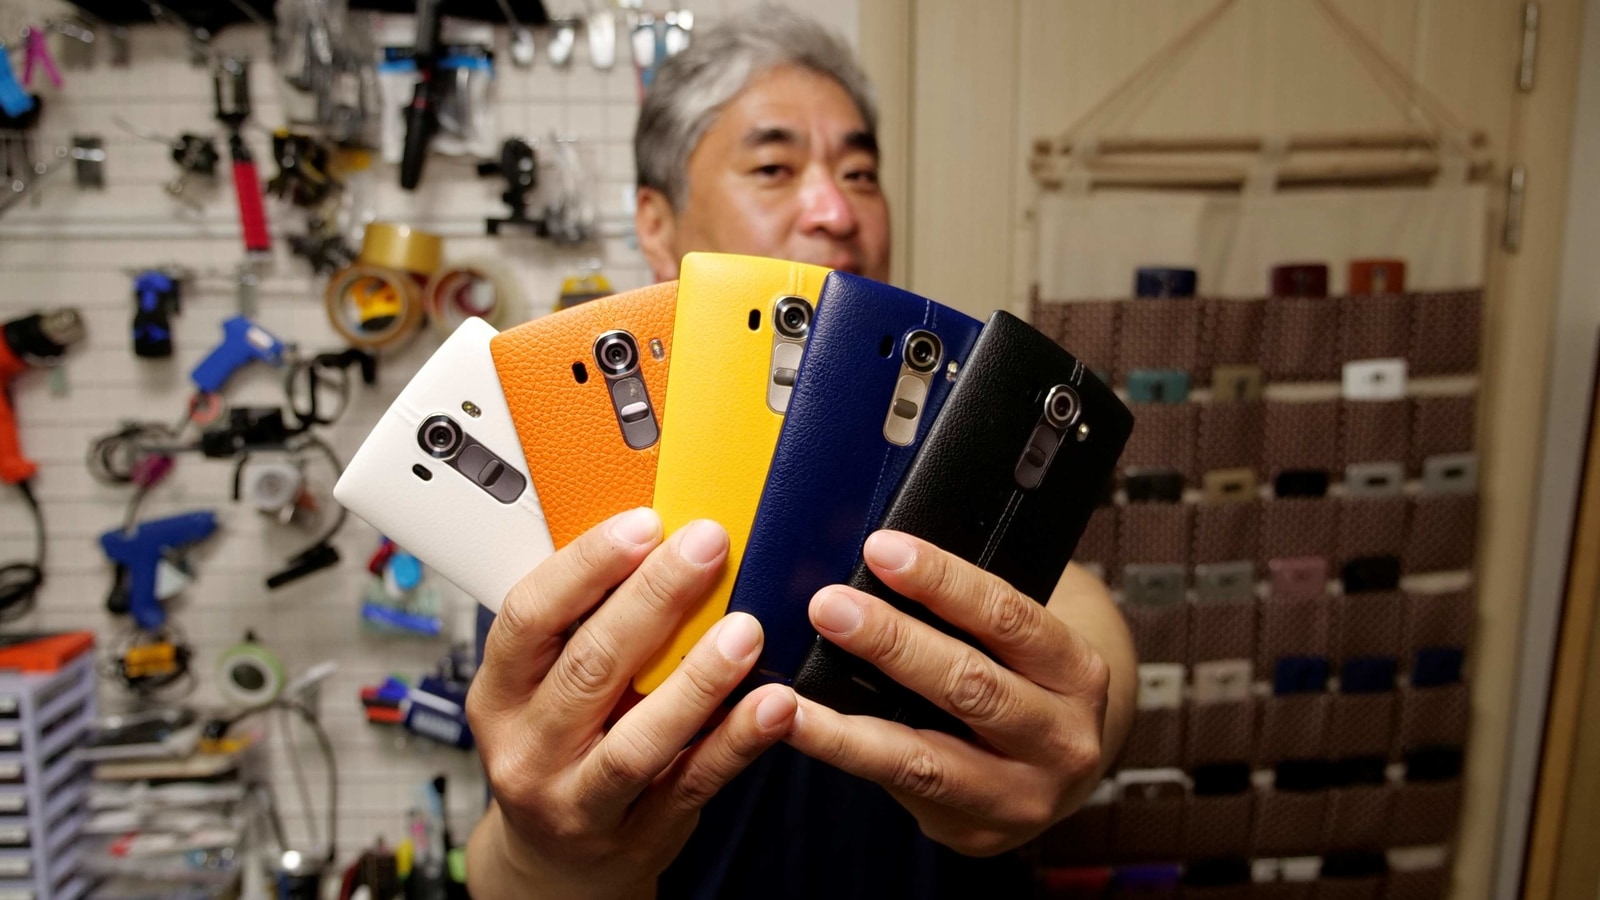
[1504,164,1527,252]
[1520,2,1541,91]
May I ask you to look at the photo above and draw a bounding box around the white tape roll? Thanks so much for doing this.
[424,258,526,336]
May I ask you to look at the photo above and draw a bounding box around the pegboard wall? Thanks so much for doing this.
[0,0,855,863]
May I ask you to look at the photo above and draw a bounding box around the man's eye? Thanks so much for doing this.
[845,168,880,186]
[753,164,791,179]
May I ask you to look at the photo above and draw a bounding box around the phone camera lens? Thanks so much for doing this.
[773,296,812,339]
[1044,385,1081,428]
[594,331,639,376]
[418,415,464,459]
[904,331,942,374]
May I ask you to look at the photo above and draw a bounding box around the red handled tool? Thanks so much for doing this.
[214,57,270,255]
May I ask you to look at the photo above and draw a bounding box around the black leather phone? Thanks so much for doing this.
[791,311,1134,732]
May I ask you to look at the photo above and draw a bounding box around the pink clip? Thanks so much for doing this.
[22,27,62,90]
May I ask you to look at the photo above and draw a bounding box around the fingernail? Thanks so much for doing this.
[610,507,661,547]
[755,688,797,730]
[678,520,728,566]
[814,591,862,635]
[866,531,915,572]
[716,613,760,661]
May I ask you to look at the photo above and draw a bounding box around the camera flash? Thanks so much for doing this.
[461,401,482,418]
[649,339,665,360]
[1076,423,1091,442]
[946,361,960,380]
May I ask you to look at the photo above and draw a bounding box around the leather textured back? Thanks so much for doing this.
[792,311,1134,731]
[489,282,678,548]
[333,318,554,611]
[635,253,830,694]
[729,272,982,686]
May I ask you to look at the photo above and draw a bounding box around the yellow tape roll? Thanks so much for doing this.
[359,223,444,276]
[325,264,426,352]
[423,258,527,336]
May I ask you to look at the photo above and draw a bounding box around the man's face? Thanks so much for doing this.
[636,63,891,282]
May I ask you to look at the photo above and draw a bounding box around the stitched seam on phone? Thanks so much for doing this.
[857,446,899,554]
[977,490,1023,569]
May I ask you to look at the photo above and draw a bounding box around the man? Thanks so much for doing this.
[464,8,1136,898]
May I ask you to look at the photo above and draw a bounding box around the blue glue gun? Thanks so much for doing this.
[190,316,286,395]
[100,511,218,630]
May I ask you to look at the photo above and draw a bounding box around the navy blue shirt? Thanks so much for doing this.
[476,607,1030,899]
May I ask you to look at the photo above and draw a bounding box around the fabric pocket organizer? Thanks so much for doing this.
[1331,592,1405,663]
[1263,398,1343,476]
[1123,602,1190,665]
[1198,400,1267,475]
[1324,785,1394,850]
[1119,298,1202,380]
[1190,600,1257,664]
[1194,501,1263,567]
[1402,589,1474,657]
[1261,497,1340,563]
[1256,694,1331,765]
[1259,597,1331,674]
[1184,792,1255,859]
[1404,493,1478,573]
[1396,684,1470,752]
[1389,779,1464,846]
[1199,297,1267,379]
[1252,787,1329,857]
[1327,693,1398,759]
[1408,394,1476,474]
[1262,297,1342,382]
[1122,706,1185,770]
[1342,399,1412,469]
[1120,502,1195,569]
[1337,496,1409,564]
[1339,293,1413,363]
[1409,290,1482,377]
[1123,402,1200,483]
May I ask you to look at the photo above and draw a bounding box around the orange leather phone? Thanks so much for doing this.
[635,253,830,694]
[489,281,678,548]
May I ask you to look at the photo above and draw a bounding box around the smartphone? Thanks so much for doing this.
[487,281,678,548]
[636,253,831,694]
[1349,259,1406,295]
[1270,263,1329,297]
[1126,369,1190,404]
[1125,467,1186,503]
[792,311,1134,731]
[334,318,554,611]
[729,273,982,687]
[1134,267,1197,299]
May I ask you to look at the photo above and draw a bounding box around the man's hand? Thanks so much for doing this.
[464,509,799,900]
[784,530,1135,857]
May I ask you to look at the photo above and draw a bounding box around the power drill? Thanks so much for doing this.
[100,511,219,631]
[1,310,86,485]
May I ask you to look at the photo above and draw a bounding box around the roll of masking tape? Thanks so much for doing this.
[325,264,426,352]
[218,638,286,708]
[423,258,526,336]
[358,223,444,277]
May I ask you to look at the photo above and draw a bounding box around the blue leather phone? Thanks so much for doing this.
[728,272,982,687]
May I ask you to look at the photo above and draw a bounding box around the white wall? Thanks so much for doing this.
[0,0,854,869]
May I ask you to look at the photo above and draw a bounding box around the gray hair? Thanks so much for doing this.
[634,5,877,210]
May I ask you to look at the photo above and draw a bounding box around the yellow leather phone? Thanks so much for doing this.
[635,253,830,693]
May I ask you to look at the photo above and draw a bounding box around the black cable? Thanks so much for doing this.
[0,481,44,622]
[212,698,338,864]
[265,434,348,590]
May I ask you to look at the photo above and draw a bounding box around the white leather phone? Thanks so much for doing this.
[334,318,553,611]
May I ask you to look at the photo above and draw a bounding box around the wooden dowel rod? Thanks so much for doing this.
[1037,129,1489,156]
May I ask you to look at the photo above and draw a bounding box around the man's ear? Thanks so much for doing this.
[634,187,680,283]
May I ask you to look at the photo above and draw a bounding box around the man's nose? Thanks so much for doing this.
[796,167,858,239]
